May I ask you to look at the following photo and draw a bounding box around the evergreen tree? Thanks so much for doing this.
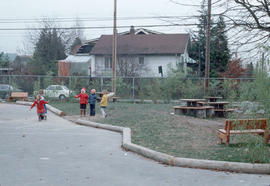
[31,27,66,75]
[245,63,254,78]
[189,0,211,76]
[189,1,230,77]
[210,16,230,77]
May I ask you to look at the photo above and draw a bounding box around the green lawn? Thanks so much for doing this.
[51,101,270,163]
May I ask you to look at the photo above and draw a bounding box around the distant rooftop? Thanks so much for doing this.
[2,53,17,62]
[76,27,165,54]
[91,34,189,55]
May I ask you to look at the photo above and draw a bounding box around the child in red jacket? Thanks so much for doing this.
[75,88,89,117]
[30,94,48,121]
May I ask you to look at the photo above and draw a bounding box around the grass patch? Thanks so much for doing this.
[50,101,270,163]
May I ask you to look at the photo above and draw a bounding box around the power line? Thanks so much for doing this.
[0,15,228,24]
[0,23,203,31]
[169,0,226,7]
[0,20,247,31]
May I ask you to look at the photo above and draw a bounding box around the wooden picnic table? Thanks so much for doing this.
[180,99,206,107]
[204,96,223,102]
[208,101,234,117]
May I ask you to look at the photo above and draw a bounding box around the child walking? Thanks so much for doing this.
[39,89,47,117]
[75,88,89,117]
[100,89,108,118]
[88,89,97,116]
[30,94,48,121]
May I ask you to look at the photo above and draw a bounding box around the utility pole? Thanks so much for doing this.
[198,45,201,77]
[112,0,117,93]
[205,0,211,95]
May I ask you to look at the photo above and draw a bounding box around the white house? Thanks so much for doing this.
[90,31,196,77]
[58,27,196,77]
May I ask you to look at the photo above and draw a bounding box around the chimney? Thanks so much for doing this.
[130,26,135,35]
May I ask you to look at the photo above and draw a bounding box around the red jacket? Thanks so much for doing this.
[31,100,48,114]
[75,93,88,104]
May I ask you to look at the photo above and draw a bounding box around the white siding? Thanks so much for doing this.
[142,55,179,77]
[92,53,192,77]
[94,56,113,77]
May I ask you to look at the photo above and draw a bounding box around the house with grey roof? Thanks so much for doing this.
[58,27,196,77]
[13,55,32,73]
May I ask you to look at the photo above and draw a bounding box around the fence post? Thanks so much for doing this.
[8,74,11,85]
[203,78,206,96]
[100,77,103,92]
[69,76,71,88]
[38,76,40,89]
[132,77,135,101]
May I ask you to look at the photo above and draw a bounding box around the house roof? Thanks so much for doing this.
[61,55,91,63]
[90,34,189,55]
[120,27,163,35]
[83,27,163,45]
[2,53,17,62]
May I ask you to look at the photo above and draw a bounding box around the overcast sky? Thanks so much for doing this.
[0,0,205,54]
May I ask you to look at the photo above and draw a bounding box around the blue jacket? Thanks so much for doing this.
[88,94,97,105]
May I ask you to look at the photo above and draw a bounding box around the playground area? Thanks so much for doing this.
[52,101,270,164]
[1,74,270,164]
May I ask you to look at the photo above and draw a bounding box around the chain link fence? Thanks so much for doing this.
[0,75,255,101]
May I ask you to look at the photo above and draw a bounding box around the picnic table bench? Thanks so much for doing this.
[197,101,208,106]
[8,92,28,101]
[173,106,214,118]
[217,118,269,146]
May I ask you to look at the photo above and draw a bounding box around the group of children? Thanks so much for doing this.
[30,88,109,121]
[75,88,108,118]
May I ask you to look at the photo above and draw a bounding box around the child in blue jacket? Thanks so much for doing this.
[88,89,98,116]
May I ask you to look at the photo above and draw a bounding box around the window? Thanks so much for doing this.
[47,86,55,90]
[56,86,63,90]
[105,57,112,68]
[139,57,144,65]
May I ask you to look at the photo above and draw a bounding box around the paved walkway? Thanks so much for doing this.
[0,103,269,186]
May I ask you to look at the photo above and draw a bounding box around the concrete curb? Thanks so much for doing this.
[76,119,123,133]
[76,119,270,175]
[16,101,66,116]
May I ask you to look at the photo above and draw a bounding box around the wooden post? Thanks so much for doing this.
[205,0,212,95]
[112,0,117,93]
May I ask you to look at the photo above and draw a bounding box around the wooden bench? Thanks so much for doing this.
[173,106,214,118]
[217,118,269,146]
[8,92,28,101]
